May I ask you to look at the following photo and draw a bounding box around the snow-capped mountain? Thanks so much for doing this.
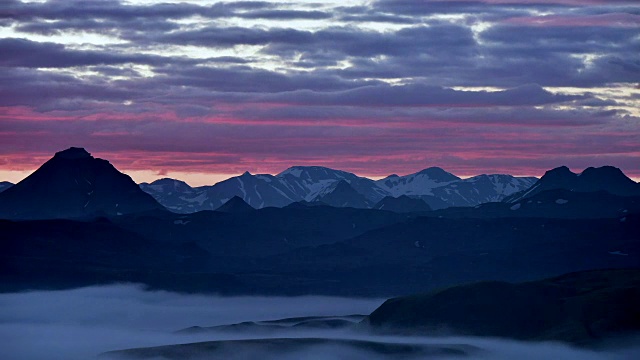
[376,168,537,209]
[139,178,207,213]
[277,166,388,203]
[139,166,538,212]
[428,174,538,207]
[377,167,461,196]
[138,166,390,212]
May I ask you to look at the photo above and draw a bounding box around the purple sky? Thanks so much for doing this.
[1,0,639,185]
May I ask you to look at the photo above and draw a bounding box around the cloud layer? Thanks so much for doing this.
[1,0,638,182]
[1,285,639,360]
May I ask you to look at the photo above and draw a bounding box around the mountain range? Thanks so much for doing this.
[1,148,639,219]
[140,165,538,213]
[1,147,639,296]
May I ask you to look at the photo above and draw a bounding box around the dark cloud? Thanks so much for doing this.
[238,9,332,20]
[0,38,204,69]
[257,83,587,107]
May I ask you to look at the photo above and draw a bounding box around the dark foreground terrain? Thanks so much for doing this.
[367,269,640,345]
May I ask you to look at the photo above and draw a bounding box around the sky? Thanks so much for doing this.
[1,0,639,186]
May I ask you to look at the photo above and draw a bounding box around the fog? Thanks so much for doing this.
[0,285,638,360]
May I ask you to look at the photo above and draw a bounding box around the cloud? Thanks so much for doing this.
[256,83,587,107]
[0,0,638,180]
[0,38,190,68]
[1,285,638,360]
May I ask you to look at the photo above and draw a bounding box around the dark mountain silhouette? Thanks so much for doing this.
[113,204,409,260]
[366,269,640,345]
[0,147,165,219]
[373,195,432,213]
[506,165,640,203]
[215,196,255,213]
[0,217,239,293]
[263,213,640,295]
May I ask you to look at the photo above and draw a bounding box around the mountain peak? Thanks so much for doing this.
[216,196,255,213]
[0,147,164,219]
[53,147,92,160]
[580,166,626,179]
[150,178,189,186]
[543,166,575,177]
[505,165,640,203]
[278,166,347,179]
[415,167,460,182]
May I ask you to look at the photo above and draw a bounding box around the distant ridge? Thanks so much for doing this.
[139,166,538,212]
[0,147,165,220]
[3,150,637,215]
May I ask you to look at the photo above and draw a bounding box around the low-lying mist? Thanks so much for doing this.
[0,284,638,360]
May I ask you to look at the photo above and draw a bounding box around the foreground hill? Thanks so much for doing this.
[366,269,640,345]
[0,217,243,293]
[2,206,638,295]
[0,147,165,220]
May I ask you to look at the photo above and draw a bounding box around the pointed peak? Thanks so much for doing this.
[241,171,252,177]
[53,147,92,160]
[216,196,255,213]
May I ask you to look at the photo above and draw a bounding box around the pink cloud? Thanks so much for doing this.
[1,103,639,182]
